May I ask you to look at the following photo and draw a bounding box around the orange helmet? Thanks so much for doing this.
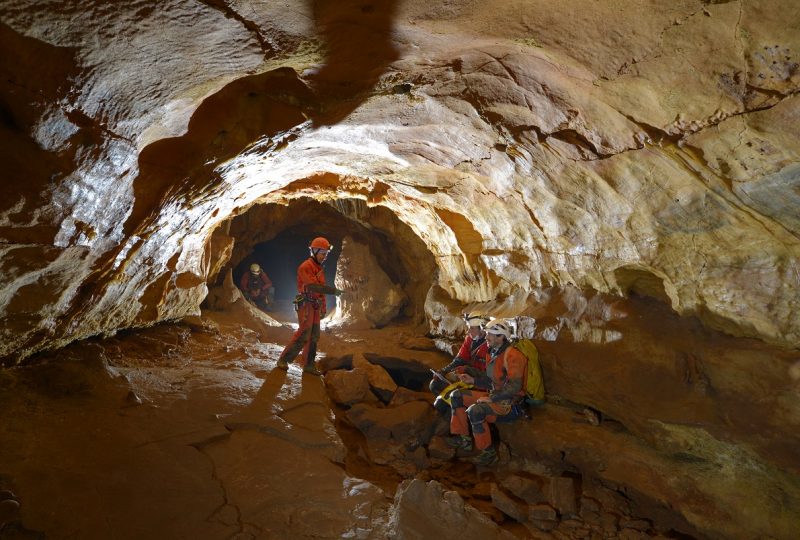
[309,237,332,251]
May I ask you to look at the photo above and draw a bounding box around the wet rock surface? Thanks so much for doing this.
[330,235,408,329]
[1,1,800,539]
[2,296,795,539]
[2,1,799,364]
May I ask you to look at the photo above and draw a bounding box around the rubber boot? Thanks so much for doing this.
[471,447,498,466]
[445,435,473,451]
[303,363,322,376]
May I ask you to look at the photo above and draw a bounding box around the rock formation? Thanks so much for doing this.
[1,1,799,539]
[2,0,798,363]
[330,235,408,329]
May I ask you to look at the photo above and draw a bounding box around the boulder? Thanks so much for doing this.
[325,369,370,406]
[547,476,578,517]
[390,387,433,407]
[500,474,548,505]
[330,236,407,329]
[528,504,557,521]
[352,353,397,403]
[318,354,352,372]
[345,401,435,445]
[489,484,527,523]
[427,436,456,461]
[386,479,517,540]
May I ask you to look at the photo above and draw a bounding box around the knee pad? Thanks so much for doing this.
[433,396,451,416]
[467,403,488,429]
[450,389,464,409]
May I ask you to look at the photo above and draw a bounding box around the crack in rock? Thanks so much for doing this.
[191,436,264,538]
[197,0,278,57]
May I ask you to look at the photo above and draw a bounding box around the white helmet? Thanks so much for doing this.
[484,319,512,340]
[249,263,260,274]
[464,313,490,328]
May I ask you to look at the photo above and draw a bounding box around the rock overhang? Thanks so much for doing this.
[1,0,800,363]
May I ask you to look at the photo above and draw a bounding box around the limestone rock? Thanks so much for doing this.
[203,269,243,310]
[547,476,578,517]
[352,353,398,403]
[621,518,652,532]
[331,236,408,329]
[490,483,527,523]
[325,368,370,406]
[389,386,433,407]
[345,401,435,445]
[318,354,352,373]
[1,2,799,538]
[2,0,800,370]
[427,436,456,461]
[528,504,557,522]
[400,335,437,351]
[386,479,516,540]
[500,474,548,505]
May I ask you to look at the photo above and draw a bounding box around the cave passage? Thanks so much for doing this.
[234,227,341,304]
[222,196,437,326]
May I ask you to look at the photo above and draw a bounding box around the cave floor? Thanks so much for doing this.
[0,303,681,540]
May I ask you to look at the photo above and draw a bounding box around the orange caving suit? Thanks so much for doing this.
[239,271,273,302]
[278,257,328,368]
[429,334,489,395]
[449,341,527,450]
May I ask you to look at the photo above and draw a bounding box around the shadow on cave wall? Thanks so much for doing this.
[124,0,401,238]
[306,0,401,126]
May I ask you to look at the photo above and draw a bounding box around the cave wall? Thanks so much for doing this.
[2,1,798,363]
[2,2,799,537]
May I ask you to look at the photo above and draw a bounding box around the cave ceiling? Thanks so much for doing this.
[1,0,799,362]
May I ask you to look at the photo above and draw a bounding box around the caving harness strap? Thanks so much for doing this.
[293,292,320,311]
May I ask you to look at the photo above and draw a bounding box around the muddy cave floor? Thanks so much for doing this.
[0,302,679,540]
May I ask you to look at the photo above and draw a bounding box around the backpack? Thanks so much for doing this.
[512,338,546,405]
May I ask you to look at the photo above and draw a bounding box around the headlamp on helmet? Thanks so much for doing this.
[484,319,512,340]
[463,313,489,328]
[309,236,333,258]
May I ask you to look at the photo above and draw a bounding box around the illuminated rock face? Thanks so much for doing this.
[0,2,799,536]
[1,1,798,363]
[331,236,408,329]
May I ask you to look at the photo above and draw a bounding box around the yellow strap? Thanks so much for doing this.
[437,381,474,405]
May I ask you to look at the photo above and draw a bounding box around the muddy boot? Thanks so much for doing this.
[445,435,473,451]
[303,364,322,376]
[471,447,498,466]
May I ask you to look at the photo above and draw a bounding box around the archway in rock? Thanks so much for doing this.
[2,1,800,539]
[209,196,437,327]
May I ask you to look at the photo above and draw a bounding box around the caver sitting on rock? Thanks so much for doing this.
[446,319,527,466]
[430,313,490,415]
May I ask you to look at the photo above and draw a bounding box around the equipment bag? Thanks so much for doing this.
[512,338,546,405]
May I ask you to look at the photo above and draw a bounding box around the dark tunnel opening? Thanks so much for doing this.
[215,196,437,325]
[233,227,342,307]
[363,353,432,392]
